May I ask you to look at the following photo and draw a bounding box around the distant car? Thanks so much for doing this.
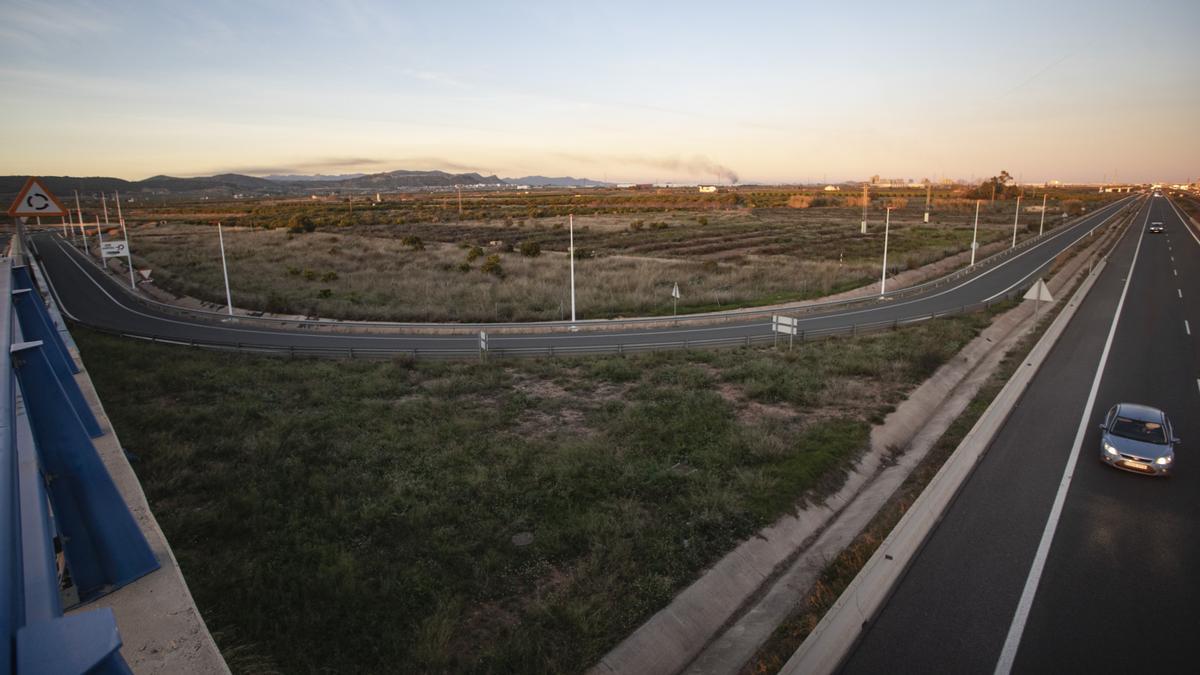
[1149,222,1164,233]
[1099,403,1177,476]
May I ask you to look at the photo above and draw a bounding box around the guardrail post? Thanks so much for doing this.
[11,340,158,602]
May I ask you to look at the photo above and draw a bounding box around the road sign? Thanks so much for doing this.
[1023,279,1053,303]
[772,314,798,335]
[7,177,67,217]
[101,240,129,258]
[671,282,681,299]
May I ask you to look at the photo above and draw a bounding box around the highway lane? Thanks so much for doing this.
[29,198,1135,355]
[838,196,1197,673]
[1006,195,1200,673]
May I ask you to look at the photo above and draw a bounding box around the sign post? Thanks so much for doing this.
[479,331,488,361]
[671,282,681,317]
[115,191,136,289]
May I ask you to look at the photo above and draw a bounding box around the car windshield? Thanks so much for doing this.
[1110,416,1167,444]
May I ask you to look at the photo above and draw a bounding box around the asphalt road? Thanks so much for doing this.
[840,195,1199,674]
[29,198,1134,355]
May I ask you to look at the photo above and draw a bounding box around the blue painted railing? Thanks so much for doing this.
[3,254,159,675]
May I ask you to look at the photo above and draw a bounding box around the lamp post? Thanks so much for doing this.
[569,214,577,326]
[971,199,980,266]
[1011,195,1021,248]
[880,206,891,296]
[1039,193,1047,235]
[218,222,233,316]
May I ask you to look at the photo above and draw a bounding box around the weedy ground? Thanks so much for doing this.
[78,312,991,674]
[124,204,1024,322]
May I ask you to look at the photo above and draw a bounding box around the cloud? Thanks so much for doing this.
[209,157,392,176]
[557,153,739,184]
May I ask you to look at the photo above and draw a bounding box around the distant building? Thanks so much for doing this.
[698,186,718,193]
[823,185,840,192]
[1100,185,1134,193]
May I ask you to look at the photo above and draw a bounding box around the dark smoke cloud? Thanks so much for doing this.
[555,153,739,184]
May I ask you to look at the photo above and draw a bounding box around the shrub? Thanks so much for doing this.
[402,235,425,251]
[787,195,813,209]
[457,262,471,273]
[318,288,332,299]
[630,220,645,231]
[481,254,504,277]
[302,269,317,281]
[287,214,316,233]
[466,246,484,262]
[519,241,542,257]
[321,271,339,282]
[697,216,709,226]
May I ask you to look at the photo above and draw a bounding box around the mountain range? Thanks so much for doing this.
[0,170,614,200]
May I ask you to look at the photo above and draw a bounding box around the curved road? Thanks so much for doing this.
[31,197,1135,356]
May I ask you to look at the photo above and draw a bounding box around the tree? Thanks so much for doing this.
[519,241,541,257]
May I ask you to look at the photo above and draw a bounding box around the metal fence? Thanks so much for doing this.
[2,256,158,674]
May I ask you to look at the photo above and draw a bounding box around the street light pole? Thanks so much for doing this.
[569,214,577,325]
[971,199,980,266]
[880,206,891,296]
[1039,193,1047,236]
[218,222,234,317]
[1011,195,1021,248]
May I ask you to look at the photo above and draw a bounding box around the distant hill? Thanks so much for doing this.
[0,168,607,201]
[504,175,614,187]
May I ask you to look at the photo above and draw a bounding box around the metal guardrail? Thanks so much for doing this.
[84,297,1009,360]
[2,255,159,674]
[54,197,1135,336]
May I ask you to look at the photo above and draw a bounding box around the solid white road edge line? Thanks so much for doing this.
[992,215,1149,675]
[1187,320,1192,336]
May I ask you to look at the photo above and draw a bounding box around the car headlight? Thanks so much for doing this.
[1155,455,1172,465]
[1104,442,1119,456]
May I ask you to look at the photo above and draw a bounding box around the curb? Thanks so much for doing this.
[780,242,1113,674]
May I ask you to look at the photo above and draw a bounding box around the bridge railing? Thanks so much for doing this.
[2,255,159,675]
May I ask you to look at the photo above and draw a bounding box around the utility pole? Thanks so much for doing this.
[101,191,110,225]
[95,215,104,258]
[457,185,463,217]
[218,223,234,316]
[569,214,577,325]
[923,182,931,223]
[115,191,136,290]
[971,199,980,266]
[861,185,868,234]
[990,181,996,203]
[60,215,68,238]
[1039,193,1047,236]
[880,206,891,296]
[1011,195,1021,248]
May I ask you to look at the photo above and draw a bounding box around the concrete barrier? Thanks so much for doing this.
[781,252,1110,675]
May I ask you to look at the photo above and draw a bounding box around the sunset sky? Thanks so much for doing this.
[1,0,1196,184]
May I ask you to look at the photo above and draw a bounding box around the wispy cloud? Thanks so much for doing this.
[210,156,392,176]
[557,153,739,184]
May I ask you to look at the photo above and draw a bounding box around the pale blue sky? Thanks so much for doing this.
[1,0,1196,183]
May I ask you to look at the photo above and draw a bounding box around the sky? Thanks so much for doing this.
[0,0,1197,184]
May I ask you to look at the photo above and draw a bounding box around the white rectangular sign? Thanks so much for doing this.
[772,315,798,335]
[101,240,129,258]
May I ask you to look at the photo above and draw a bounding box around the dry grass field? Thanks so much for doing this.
[118,203,1032,322]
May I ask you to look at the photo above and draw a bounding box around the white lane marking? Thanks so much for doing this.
[1187,320,1192,336]
[1174,269,1178,276]
[1164,197,1200,248]
[993,210,1148,675]
[1197,379,1199,396]
[1179,289,1184,299]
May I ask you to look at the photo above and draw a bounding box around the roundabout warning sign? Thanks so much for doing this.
[7,177,67,217]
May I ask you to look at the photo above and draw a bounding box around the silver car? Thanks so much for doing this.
[1148,222,1164,233]
[1099,403,1177,476]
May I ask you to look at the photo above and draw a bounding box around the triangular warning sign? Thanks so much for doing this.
[1023,279,1053,303]
[7,177,68,217]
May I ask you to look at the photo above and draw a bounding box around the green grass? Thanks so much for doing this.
[76,314,990,673]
